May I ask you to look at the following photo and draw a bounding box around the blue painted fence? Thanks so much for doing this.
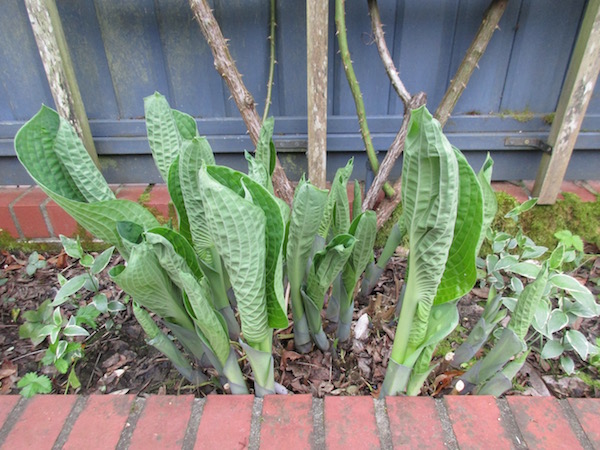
[1,0,599,185]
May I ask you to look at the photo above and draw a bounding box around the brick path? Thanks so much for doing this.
[0,395,598,449]
[1,181,598,241]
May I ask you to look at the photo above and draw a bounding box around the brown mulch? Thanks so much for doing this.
[0,247,598,398]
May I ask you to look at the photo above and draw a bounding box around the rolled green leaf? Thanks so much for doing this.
[433,147,483,305]
[240,340,275,397]
[476,153,498,255]
[319,159,353,238]
[286,179,329,351]
[391,106,458,367]
[508,263,549,341]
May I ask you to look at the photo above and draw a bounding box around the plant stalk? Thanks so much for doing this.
[262,0,277,122]
[335,0,395,198]
[435,0,509,127]
[189,0,294,205]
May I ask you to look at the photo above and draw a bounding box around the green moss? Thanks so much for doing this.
[434,324,467,357]
[543,112,555,126]
[374,201,404,248]
[576,371,600,390]
[500,107,535,123]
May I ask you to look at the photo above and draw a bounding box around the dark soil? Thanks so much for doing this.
[1,247,598,399]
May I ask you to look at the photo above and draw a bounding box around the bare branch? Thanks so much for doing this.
[189,0,294,204]
[367,0,411,106]
[435,0,509,127]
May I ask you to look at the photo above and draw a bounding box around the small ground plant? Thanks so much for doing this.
[18,237,126,396]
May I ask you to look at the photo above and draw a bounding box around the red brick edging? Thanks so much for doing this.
[1,181,598,241]
[0,395,597,449]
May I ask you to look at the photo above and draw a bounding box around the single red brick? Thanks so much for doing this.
[260,394,313,450]
[386,397,445,449]
[3,395,76,450]
[445,396,513,450]
[195,395,254,449]
[63,395,134,450]
[45,200,78,237]
[0,187,25,238]
[508,396,583,450]
[146,184,171,219]
[116,184,148,202]
[0,396,19,427]
[12,187,50,238]
[129,395,194,450]
[491,182,529,203]
[568,398,600,448]
[560,181,597,202]
[325,396,380,450]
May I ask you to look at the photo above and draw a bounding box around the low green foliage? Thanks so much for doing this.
[17,373,52,398]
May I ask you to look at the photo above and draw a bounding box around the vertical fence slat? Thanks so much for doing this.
[533,0,600,203]
[307,0,328,188]
[24,0,98,166]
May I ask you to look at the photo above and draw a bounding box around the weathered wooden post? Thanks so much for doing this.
[533,0,600,203]
[24,0,99,166]
[307,0,329,189]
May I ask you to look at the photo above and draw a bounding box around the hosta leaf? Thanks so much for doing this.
[541,339,564,359]
[256,117,276,176]
[476,153,497,255]
[14,107,158,258]
[507,262,541,279]
[286,179,329,311]
[320,159,353,238]
[90,246,115,275]
[172,109,198,140]
[306,234,355,309]
[146,227,205,283]
[343,211,377,293]
[109,241,192,330]
[198,166,270,345]
[400,106,458,351]
[206,165,288,329]
[167,156,192,243]
[144,92,183,181]
[508,264,548,341]
[565,329,589,360]
[246,151,270,190]
[547,309,569,335]
[550,274,599,316]
[179,138,215,259]
[434,147,483,304]
[561,355,575,374]
[179,273,230,365]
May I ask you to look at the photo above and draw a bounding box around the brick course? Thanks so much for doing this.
[0,395,597,449]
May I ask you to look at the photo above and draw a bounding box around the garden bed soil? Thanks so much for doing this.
[0,247,598,399]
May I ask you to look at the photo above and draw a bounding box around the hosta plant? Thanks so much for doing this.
[381,106,491,396]
[452,209,600,395]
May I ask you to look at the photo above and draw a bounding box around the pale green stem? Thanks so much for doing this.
[262,0,276,122]
[334,0,394,197]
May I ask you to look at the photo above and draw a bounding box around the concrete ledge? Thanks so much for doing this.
[0,395,597,449]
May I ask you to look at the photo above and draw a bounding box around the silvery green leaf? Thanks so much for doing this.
[565,329,589,360]
[14,109,159,257]
[256,117,276,176]
[475,153,497,255]
[548,244,565,269]
[532,299,550,335]
[107,301,126,313]
[205,165,288,330]
[550,274,599,316]
[198,166,269,345]
[172,109,198,140]
[560,355,575,374]
[52,275,87,306]
[541,339,564,359]
[486,254,499,273]
[63,323,90,338]
[508,264,548,341]
[60,235,83,259]
[167,156,192,243]
[319,159,353,238]
[510,276,524,294]
[144,92,183,181]
[507,262,541,279]
[505,198,537,221]
[56,340,68,359]
[547,309,568,335]
[92,294,108,313]
[400,106,459,351]
[495,255,519,272]
[109,240,193,330]
[521,245,548,260]
[90,247,115,275]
